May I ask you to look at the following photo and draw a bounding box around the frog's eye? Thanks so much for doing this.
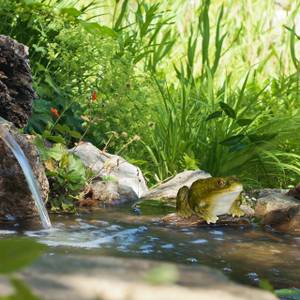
[217,179,226,187]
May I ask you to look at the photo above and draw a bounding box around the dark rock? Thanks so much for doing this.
[262,206,300,234]
[0,121,49,220]
[0,35,36,128]
[287,183,300,200]
[255,193,300,235]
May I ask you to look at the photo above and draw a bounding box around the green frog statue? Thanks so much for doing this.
[176,177,245,224]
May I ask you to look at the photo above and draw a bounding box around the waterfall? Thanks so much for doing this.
[0,118,51,229]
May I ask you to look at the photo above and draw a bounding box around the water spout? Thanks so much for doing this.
[0,118,51,229]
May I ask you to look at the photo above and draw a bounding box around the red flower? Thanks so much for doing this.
[91,90,97,102]
[50,107,60,118]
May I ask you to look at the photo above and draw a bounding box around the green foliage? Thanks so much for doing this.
[0,238,46,274]
[3,278,39,300]
[138,1,300,187]
[0,238,46,300]
[0,0,299,188]
[35,138,91,211]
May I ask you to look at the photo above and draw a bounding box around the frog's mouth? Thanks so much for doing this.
[208,183,243,216]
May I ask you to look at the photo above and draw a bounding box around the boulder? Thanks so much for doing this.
[142,170,211,201]
[18,254,278,300]
[255,192,300,235]
[71,142,148,205]
[0,35,36,128]
[0,120,49,220]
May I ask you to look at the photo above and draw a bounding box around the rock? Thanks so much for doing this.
[287,183,300,200]
[250,188,288,199]
[0,277,14,297]
[80,180,134,207]
[162,213,251,227]
[255,193,300,234]
[142,170,211,201]
[18,254,278,300]
[0,120,49,220]
[0,35,36,128]
[71,142,148,205]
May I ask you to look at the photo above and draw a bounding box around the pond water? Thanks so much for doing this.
[0,203,299,290]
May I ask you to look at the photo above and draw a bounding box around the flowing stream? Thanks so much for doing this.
[0,204,299,290]
[0,118,51,229]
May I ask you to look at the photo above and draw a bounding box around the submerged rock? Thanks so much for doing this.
[0,35,36,128]
[0,121,49,220]
[19,254,278,300]
[71,142,148,206]
[255,192,300,235]
[142,170,211,201]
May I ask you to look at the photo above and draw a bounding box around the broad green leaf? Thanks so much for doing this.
[206,110,223,121]
[248,133,277,143]
[81,22,117,38]
[45,143,67,161]
[237,118,253,126]
[60,7,82,18]
[5,277,40,300]
[42,131,65,144]
[0,238,46,274]
[220,134,244,146]
[219,102,236,119]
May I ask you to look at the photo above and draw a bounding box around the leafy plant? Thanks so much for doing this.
[35,138,91,211]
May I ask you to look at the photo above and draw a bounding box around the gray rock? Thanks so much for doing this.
[71,143,148,205]
[142,170,211,201]
[18,254,277,300]
[0,120,49,220]
[251,188,288,199]
[255,193,300,234]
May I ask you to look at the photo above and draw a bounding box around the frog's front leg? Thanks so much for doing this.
[194,204,219,224]
[229,195,245,217]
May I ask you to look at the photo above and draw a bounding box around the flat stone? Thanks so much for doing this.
[162,213,251,227]
[255,193,300,234]
[71,142,148,205]
[18,254,277,300]
[142,170,211,201]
